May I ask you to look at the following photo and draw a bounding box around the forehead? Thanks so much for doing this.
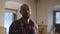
[20,4,29,10]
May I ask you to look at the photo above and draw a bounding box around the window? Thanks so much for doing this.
[4,12,16,34]
[53,11,60,24]
[56,12,60,24]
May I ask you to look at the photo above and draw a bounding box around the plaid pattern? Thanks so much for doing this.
[9,18,35,34]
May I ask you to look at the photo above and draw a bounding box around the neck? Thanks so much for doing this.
[22,17,30,23]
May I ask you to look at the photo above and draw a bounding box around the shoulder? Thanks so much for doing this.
[30,20,38,34]
[34,23,38,29]
[13,18,22,23]
[30,19,35,26]
[30,19,38,27]
[11,18,22,26]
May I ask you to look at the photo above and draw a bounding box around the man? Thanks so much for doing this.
[9,4,38,34]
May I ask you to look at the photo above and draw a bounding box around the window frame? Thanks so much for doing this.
[53,10,60,25]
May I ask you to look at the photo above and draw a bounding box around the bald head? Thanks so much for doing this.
[20,4,29,10]
[20,4,31,19]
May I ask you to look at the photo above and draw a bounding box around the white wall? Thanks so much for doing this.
[37,0,60,33]
[0,13,4,27]
[37,0,60,25]
[0,0,37,27]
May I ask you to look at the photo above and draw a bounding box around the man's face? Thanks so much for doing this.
[20,6,31,19]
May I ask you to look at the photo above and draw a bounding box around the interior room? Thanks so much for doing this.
[0,0,60,34]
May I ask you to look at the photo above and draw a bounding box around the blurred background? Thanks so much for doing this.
[0,0,60,34]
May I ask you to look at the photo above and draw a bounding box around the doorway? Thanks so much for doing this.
[53,11,60,33]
